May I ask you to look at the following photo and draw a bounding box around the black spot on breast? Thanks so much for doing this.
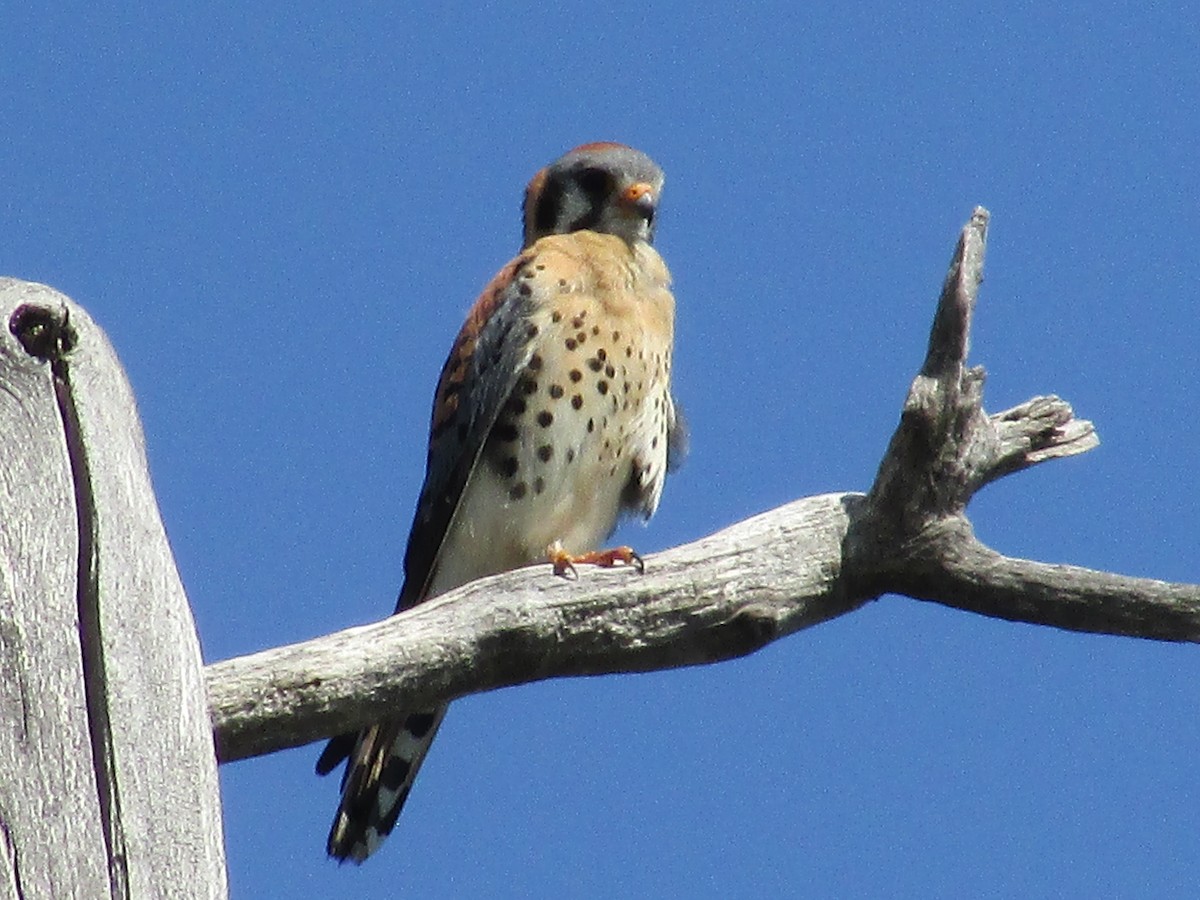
[566,338,577,351]
[510,482,528,500]
[597,381,609,395]
[571,394,583,410]
[500,456,519,477]
[507,396,527,416]
[569,369,582,382]
[538,444,553,462]
[518,282,533,297]
[552,310,563,323]
[533,476,545,495]
[605,364,615,378]
[549,384,564,398]
[587,358,603,372]
[522,378,538,395]
[537,411,553,427]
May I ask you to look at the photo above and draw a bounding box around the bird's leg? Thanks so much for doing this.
[547,540,645,579]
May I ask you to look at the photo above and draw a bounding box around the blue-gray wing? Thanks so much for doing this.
[396,253,540,610]
[315,252,538,781]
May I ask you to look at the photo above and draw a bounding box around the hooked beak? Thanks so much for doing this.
[619,182,658,221]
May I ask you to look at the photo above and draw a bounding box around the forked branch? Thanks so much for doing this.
[206,207,1200,764]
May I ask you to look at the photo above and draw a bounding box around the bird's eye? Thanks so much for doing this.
[574,167,611,200]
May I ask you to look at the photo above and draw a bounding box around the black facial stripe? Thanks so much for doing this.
[555,165,612,234]
[574,167,611,205]
[533,177,566,238]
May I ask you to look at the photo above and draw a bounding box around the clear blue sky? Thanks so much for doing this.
[5,3,1199,897]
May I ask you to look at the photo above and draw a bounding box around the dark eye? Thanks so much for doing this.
[574,167,610,200]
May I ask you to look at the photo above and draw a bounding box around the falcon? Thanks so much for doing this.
[317,142,683,862]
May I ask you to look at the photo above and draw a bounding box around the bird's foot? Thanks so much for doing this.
[547,541,645,579]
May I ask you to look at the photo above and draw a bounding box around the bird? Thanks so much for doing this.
[315,142,685,863]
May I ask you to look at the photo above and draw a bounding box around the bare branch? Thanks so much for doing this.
[204,206,1198,765]
[921,206,987,379]
[894,518,1200,640]
[207,490,1200,764]
[207,494,863,762]
[867,208,995,529]
[988,395,1099,478]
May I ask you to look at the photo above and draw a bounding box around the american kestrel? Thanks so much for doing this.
[316,142,684,863]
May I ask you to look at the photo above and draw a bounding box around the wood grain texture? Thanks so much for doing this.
[0,283,109,898]
[0,279,226,899]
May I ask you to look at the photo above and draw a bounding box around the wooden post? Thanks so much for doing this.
[0,279,226,898]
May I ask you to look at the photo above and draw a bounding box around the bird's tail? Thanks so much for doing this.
[316,705,448,863]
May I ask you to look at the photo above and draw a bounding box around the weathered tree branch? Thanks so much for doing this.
[205,206,1200,765]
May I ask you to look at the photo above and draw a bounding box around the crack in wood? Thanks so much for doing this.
[11,302,131,898]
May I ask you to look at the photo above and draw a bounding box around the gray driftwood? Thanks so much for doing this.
[0,279,226,899]
[205,208,1200,764]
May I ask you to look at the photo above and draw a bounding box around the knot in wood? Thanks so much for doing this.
[9,303,77,362]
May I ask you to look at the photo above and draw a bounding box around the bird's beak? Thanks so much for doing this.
[619,182,658,220]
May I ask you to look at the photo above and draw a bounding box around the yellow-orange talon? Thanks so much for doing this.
[547,542,645,576]
[586,545,644,573]
[547,541,578,579]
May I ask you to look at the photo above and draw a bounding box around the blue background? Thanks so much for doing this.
[4,3,1198,897]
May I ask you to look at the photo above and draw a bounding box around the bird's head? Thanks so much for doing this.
[522,142,664,248]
